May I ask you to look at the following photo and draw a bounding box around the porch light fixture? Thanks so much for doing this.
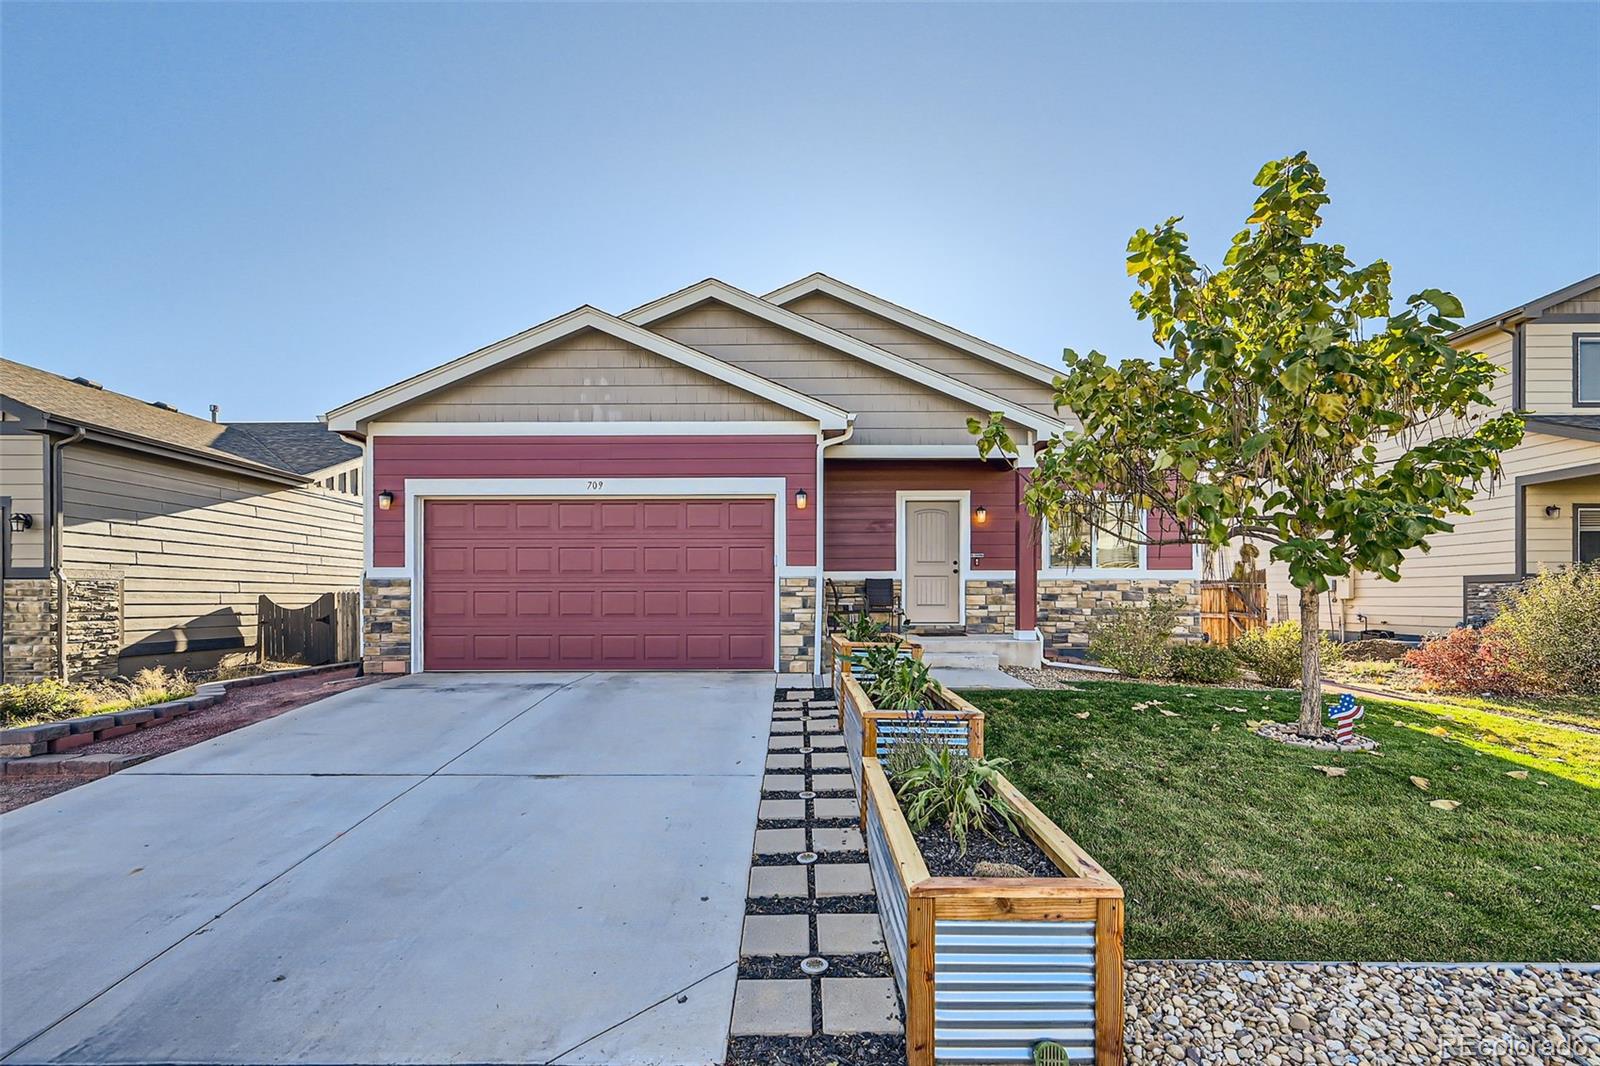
[795,488,808,510]
[1545,504,1562,518]
[377,490,395,511]
[8,512,32,533]
[974,505,988,525]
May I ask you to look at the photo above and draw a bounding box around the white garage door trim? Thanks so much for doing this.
[398,477,793,672]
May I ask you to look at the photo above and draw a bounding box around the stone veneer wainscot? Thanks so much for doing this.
[777,578,817,675]
[2,578,57,683]
[1037,577,1200,660]
[363,576,413,674]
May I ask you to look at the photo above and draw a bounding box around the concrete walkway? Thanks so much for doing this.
[0,671,774,1065]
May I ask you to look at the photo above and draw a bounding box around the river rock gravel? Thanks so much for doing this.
[1125,960,1600,1064]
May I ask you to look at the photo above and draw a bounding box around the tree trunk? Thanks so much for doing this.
[1297,585,1324,737]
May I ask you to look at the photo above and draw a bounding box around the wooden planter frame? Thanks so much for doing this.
[829,632,923,695]
[860,755,1125,1066]
[838,674,985,792]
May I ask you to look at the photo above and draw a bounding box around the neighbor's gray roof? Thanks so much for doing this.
[1524,414,1600,443]
[1450,273,1600,341]
[223,422,361,474]
[0,358,355,480]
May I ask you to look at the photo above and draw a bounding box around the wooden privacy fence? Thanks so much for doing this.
[258,590,360,665]
[1199,579,1267,645]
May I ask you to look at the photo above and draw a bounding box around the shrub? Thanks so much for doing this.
[1489,565,1600,695]
[893,748,1019,854]
[0,679,95,728]
[91,667,194,712]
[869,656,941,711]
[1167,642,1241,683]
[832,612,893,644]
[1232,621,1343,688]
[1086,596,1187,678]
[1403,627,1519,694]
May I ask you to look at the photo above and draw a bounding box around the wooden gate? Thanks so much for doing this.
[258,590,360,665]
[1199,578,1266,645]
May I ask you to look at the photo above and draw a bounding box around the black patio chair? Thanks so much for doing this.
[862,578,905,633]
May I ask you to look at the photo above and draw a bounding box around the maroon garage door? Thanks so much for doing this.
[421,498,775,671]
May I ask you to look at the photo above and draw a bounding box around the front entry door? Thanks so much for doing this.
[904,500,961,625]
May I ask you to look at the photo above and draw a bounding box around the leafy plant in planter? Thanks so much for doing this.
[832,611,895,644]
[894,747,1019,854]
[869,656,941,711]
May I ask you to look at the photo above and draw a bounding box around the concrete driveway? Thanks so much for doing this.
[0,671,774,1065]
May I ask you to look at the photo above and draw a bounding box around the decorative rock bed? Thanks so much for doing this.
[1253,721,1379,753]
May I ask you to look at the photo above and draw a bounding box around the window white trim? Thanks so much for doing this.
[1037,514,1201,580]
[894,490,971,626]
[395,476,792,673]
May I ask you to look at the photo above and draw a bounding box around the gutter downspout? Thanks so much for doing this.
[812,416,856,681]
[50,426,86,681]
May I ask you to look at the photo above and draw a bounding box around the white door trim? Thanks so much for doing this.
[400,476,789,673]
[895,490,971,627]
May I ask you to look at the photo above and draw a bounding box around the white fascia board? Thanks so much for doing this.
[623,280,1063,436]
[827,443,1033,467]
[326,306,849,433]
[368,420,821,437]
[764,273,1063,388]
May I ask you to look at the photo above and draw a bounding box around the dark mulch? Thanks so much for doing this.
[726,1034,906,1066]
[746,893,879,916]
[751,852,863,867]
[913,823,1061,878]
[738,953,894,980]
[0,668,377,813]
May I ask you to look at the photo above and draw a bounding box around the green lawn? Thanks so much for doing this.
[960,681,1600,963]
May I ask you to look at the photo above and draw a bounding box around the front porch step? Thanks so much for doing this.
[921,650,1002,670]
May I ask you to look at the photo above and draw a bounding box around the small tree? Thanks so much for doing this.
[974,153,1523,735]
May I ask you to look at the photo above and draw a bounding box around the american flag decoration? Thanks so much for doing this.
[1330,693,1365,744]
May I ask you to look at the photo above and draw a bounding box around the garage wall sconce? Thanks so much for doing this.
[794,488,808,510]
[1544,504,1562,518]
[8,512,33,533]
[974,505,988,525]
[377,490,395,511]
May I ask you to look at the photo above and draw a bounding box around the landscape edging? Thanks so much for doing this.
[0,661,359,757]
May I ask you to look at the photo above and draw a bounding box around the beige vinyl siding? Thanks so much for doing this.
[781,291,1065,420]
[384,327,800,424]
[1527,474,1600,569]
[60,443,363,665]
[1255,432,1600,636]
[650,301,1010,446]
[1524,321,1598,413]
[1,430,47,569]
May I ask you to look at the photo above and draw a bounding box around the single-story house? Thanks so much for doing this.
[1247,272,1600,638]
[1,358,365,682]
[328,275,1200,680]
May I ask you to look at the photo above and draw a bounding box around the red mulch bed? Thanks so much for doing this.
[0,667,380,813]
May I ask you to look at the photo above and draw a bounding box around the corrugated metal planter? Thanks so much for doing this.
[829,633,923,695]
[839,674,986,793]
[859,756,1125,1066]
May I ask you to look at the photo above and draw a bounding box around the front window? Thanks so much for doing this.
[1579,337,1600,405]
[1579,505,1600,565]
[1046,501,1143,570]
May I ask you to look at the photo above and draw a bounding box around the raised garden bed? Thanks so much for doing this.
[859,755,1124,1066]
[839,674,984,793]
[829,633,923,696]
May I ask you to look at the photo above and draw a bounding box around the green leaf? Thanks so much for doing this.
[1278,359,1318,394]
[1241,431,1274,459]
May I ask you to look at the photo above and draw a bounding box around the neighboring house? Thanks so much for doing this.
[0,359,364,683]
[328,274,1201,679]
[1245,273,1600,639]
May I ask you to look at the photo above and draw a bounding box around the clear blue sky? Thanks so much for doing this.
[4,2,1596,423]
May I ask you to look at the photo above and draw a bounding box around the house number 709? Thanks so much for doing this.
[586,480,604,490]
